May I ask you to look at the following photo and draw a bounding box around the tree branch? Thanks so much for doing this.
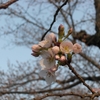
[66,62,95,94]
[0,0,18,9]
[41,0,69,40]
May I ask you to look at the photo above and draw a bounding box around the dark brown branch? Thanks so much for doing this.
[41,0,69,40]
[34,92,100,100]
[74,0,100,48]
[57,76,100,84]
[66,62,95,94]
[34,93,84,100]
[0,0,18,9]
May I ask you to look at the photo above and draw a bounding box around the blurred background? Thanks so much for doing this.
[0,0,100,100]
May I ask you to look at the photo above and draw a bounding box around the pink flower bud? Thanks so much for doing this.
[73,43,82,53]
[55,55,60,60]
[68,28,73,34]
[31,52,39,57]
[31,44,41,52]
[58,24,64,31]
[51,46,59,55]
[58,24,65,39]
[60,55,66,62]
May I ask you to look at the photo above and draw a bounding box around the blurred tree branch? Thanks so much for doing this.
[41,0,69,40]
[0,0,18,9]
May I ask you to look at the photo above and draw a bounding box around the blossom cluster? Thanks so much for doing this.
[31,24,82,84]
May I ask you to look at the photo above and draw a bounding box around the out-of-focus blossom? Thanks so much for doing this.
[73,43,82,53]
[60,41,73,54]
[39,39,52,48]
[39,66,57,84]
[39,33,56,48]
[45,33,56,43]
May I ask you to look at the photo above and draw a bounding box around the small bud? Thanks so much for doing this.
[68,28,73,35]
[73,43,82,53]
[58,24,65,40]
[59,55,67,66]
[60,55,66,62]
[55,55,60,60]
[31,52,39,57]
[31,44,41,52]
[51,46,59,55]
[65,28,73,39]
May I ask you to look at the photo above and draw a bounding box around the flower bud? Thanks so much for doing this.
[55,54,60,60]
[31,52,39,57]
[68,28,73,35]
[59,55,67,66]
[65,28,73,38]
[31,44,41,52]
[51,46,59,55]
[60,55,66,62]
[73,43,82,53]
[58,24,65,40]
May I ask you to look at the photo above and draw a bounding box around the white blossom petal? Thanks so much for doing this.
[45,33,56,43]
[41,50,50,58]
[45,74,56,84]
[39,70,48,77]
[42,58,55,69]
[39,59,46,69]
[39,40,52,48]
[40,50,55,69]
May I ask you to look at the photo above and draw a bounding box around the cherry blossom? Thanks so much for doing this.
[39,33,56,48]
[45,33,56,43]
[39,39,52,48]
[39,66,57,84]
[60,40,73,54]
[31,25,82,84]
[73,43,82,53]
[40,49,55,69]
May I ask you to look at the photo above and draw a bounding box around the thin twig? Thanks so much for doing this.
[41,0,69,40]
[67,62,95,94]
